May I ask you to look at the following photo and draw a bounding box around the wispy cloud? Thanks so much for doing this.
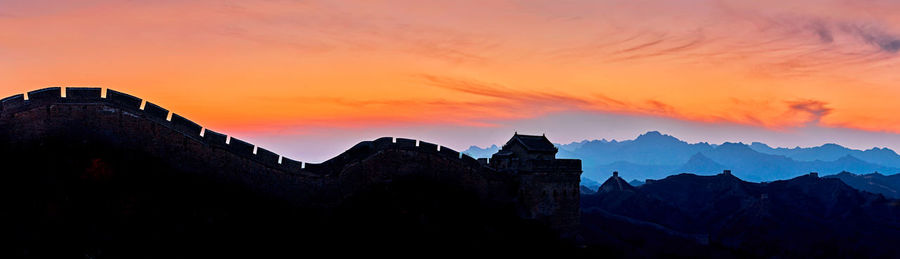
[841,23,900,53]
[418,74,844,130]
[785,99,832,126]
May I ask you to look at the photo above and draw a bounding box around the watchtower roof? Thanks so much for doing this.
[504,133,557,152]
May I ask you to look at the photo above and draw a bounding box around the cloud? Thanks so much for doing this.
[807,21,834,43]
[209,1,501,64]
[417,74,596,109]
[786,99,832,125]
[841,23,900,53]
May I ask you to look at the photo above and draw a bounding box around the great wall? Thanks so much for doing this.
[0,87,582,238]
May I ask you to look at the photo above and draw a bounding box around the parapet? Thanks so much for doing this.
[0,94,25,111]
[438,146,459,159]
[417,141,438,153]
[395,138,416,148]
[65,87,102,101]
[2,87,499,183]
[142,102,169,121]
[279,157,303,172]
[253,147,280,166]
[170,113,202,137]
[27,87,62,107]
[203,129,228,147]
[371,137,394,150]
[226,137,255,156]
[105,89,142,111]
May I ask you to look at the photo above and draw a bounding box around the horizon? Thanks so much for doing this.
[4,0,900,162]
[474,130,899,152]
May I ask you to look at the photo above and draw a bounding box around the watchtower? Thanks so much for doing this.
[489,133,582,237]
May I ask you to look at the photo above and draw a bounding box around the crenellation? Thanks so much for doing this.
[142,101,169,121]
[0,89,581,240]
[254,146,280,166]
[170,113,203,137]
[0,94,25,112]
[226,137,255,156]
[105,89,142,110]
[64,87,102,101]
[280,157,302,172]
[371,137,394,149]
[438,146,459,158]
[395,138,416,148]
[26,87,62,106]
[202,129,228,147]
[417,141,438,153]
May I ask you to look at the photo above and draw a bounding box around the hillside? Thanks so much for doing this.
[580,171,900,257]
[0,87,574,257]
[824,171,900,198]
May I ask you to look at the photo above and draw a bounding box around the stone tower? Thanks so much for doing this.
[489,133,582,237]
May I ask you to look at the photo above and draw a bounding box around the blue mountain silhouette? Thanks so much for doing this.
[464,131,900,183]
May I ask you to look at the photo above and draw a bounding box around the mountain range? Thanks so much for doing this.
[464,131,900,183]
[579,172,900,257]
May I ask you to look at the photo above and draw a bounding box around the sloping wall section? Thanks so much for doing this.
[0,87,579,237]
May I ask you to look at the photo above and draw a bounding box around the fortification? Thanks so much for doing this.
[490,133,582,237]
[0,87,582,238]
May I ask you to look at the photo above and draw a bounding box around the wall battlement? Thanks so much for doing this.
[0,87,581,238]
[0,87,490,177]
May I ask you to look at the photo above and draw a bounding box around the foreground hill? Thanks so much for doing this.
[0,88,577,257]
[580,171,900,257]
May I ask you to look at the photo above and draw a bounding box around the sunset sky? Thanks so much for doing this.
[3,0,900,162]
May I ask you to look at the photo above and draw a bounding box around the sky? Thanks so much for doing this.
[3,0,900,162]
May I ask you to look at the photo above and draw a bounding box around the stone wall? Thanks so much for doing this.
[0,87,581,237]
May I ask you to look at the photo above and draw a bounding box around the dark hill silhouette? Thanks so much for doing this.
[0,87,579,257]
[580,171,900,257]
[825,171,900,198]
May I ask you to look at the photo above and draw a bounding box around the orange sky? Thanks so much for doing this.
[3,0,900,161]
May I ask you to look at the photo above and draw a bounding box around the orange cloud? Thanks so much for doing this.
[2,0,900,139]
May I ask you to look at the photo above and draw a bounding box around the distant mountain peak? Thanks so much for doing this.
[598,172,636,193]
[677,153,726,175]
[636,130,663,138]
[632,131,686,146]
[715,142,755,153]
[644,130,663,136]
